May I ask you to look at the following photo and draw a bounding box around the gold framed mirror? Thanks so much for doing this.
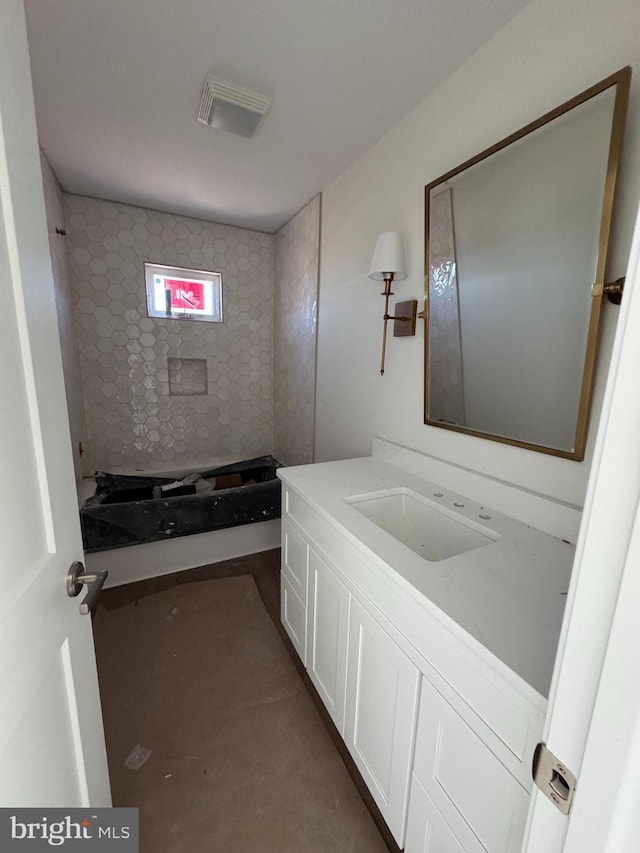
[423,67,631,460]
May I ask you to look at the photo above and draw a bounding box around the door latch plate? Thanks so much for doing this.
[532,742,576,815]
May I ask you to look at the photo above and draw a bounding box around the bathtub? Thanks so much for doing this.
[81,455,282,587]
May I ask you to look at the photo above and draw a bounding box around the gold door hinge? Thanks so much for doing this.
[592,277,626,304]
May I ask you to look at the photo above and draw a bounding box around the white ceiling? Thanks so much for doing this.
[24,0,531,233]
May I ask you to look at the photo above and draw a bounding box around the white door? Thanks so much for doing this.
[522,202,640,852]
[0,0,110,806]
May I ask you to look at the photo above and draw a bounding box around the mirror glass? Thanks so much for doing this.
[424,71,629,460]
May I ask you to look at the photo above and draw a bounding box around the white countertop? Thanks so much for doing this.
[278,456,575,698]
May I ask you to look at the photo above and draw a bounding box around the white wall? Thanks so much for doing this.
[315,0,640,506]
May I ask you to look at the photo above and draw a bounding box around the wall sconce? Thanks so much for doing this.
[369,231,417,375]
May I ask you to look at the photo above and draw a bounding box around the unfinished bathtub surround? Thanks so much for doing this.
[80,455,282,552]
[274,194,321,466]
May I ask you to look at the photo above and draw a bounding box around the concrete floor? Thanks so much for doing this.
[93,552,391,853]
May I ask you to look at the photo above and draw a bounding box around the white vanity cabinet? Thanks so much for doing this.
[278,460,569,853]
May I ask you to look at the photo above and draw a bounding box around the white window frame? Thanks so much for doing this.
[144,262,223,323]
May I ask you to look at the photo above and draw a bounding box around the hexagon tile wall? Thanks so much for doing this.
[63,194,275,475]
[274,195,320,465]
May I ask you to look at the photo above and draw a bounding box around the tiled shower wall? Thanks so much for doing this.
[64,195,275,474]
[273,195,321,465]
[40,154,85,484]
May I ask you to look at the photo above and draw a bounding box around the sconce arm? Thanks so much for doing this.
[384,313,413,322]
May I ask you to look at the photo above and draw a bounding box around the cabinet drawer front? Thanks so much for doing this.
[281,574,307,666]
[405,776,467,853]
[345,598,421,848]
[413,678,529,853]
[282,519,309,602]
[307,548,350,735]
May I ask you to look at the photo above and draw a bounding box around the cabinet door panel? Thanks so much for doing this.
[413,678,529,853]
[405,776,466,853]
[345,598,420,847]
[281,574,306,665]
[307,549,350,734]
[282,519,309,602]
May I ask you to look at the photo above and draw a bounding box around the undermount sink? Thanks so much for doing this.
[346,488,497,562]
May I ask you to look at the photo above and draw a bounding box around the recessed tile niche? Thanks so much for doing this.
[168,357,208,396]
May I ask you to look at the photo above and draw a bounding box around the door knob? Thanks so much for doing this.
[66,561,108,615]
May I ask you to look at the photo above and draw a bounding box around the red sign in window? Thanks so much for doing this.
[145,263,222,323]
[164,278,206,311]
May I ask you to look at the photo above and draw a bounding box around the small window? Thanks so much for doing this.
[144,263,223,323]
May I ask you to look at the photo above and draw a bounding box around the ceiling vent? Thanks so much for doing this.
[197,74,272,138]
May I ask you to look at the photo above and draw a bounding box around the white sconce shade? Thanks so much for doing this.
[368,231,413,375]
[369,232,407,281]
